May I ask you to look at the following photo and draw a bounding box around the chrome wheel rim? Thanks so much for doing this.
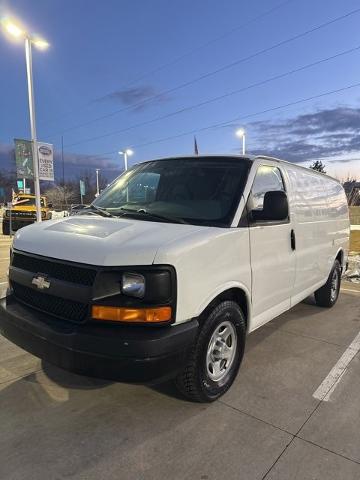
[331,269,339,302]
[206,321,237,382]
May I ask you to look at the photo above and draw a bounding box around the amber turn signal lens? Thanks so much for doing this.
[92,305,172,323]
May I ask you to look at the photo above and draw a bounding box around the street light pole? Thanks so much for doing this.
[95,168,100,196]
[118,149,134,172]
[1,17,49,222]
[25,36,42,222]
[118,149,134,203]
[236,128,246,155]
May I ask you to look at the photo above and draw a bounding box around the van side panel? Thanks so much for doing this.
[325,181,350,272]
[286,167,324,296]
[285,165,349,304]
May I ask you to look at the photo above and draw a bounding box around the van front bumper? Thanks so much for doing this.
[0,295,198,383]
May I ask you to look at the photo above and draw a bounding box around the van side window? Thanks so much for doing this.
[250,165,285,211]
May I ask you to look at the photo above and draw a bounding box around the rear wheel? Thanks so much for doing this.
[315,259,341,308]
[175,301,246,402]
[2,221,10,235]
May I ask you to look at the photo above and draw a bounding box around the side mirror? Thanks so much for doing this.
[251,190,288,222]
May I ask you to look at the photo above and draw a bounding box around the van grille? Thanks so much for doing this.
[12,252,97,286]
[12,282,88,323]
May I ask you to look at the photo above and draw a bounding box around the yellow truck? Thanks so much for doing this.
[2,194,52,235]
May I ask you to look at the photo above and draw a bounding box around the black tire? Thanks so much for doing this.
[315,259,341,308]
[2,221,10,236]
[175,301,246,402]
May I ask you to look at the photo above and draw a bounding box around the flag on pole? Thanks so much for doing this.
[194,136,199,155]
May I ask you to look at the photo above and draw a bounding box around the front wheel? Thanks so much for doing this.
[315,259,341,308]
[175,301,246,402]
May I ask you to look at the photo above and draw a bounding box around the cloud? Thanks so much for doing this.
[0,141,119,181]
[328,157,360,164]
[0,142,13,171]
[59,152,117,170]
[97,85,171,112]
[54,151,121,181]
[250,106,360,163]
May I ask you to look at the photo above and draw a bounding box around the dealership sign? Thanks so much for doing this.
[37,142,54,181]
[14,139,54,182]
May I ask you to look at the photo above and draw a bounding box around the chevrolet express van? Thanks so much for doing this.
[0,156,350,402]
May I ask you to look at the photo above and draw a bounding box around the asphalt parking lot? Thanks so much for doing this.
[1,234,360,479]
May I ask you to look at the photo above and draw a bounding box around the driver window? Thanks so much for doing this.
[249,165,285,211]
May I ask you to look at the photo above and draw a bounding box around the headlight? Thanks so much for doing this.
[92,268,176,324]
[122,272,145,298]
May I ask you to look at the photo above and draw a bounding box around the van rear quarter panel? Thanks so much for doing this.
[284,164,349,298]
[154,228,251,324]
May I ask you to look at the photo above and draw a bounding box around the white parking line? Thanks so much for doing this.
[313,331,360,401]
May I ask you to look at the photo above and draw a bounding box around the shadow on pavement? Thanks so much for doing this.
[41,359,187,401]
[40,360,112,390]
[20,294,318,402]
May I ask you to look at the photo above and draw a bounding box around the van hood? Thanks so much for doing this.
[12,215,206,266]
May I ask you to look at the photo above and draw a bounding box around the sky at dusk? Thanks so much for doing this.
[1,0,360,183]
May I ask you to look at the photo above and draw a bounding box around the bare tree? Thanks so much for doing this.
[44,185,77,210]
[0,169,16,204]
[309,160,326,174]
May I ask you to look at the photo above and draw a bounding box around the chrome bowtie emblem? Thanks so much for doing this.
[32,275,50,290]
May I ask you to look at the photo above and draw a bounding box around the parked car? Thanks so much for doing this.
[0,155,350,401]
[69,204,89,215]
[2,194,52,235]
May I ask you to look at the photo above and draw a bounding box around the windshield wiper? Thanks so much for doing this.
[85,204,115,218]
[115,207,188,224]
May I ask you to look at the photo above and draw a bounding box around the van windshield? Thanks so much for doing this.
[93,157,251,227]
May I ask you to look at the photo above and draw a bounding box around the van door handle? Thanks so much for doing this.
[290,229,296,251]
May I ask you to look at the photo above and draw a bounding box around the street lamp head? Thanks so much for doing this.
[118,149,134,156]
[1,18,25,39]
[32,37,49,50]
[236,128,245,138]
[1,17,49,49]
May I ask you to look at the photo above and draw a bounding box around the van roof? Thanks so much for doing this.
[140,154,340,184]
[253,155,341,184]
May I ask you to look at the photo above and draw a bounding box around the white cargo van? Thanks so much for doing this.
[0,155,349,402]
